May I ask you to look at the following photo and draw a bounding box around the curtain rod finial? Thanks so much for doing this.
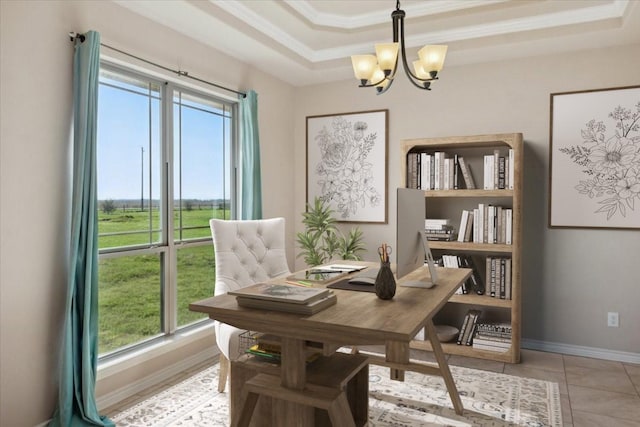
[69,32,85,42]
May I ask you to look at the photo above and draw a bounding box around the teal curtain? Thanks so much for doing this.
[239,90,263,219]
[49,31,113,427]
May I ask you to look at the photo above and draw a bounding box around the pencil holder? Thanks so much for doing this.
[374,261,396,300]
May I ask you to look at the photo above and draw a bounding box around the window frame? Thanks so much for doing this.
[97,61,239,361]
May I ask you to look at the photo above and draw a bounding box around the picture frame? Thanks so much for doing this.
[549,85,640,229]
[306,109,388,223]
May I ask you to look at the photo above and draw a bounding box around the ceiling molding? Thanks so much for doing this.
[114,0,639,87]
[281,0,509,29]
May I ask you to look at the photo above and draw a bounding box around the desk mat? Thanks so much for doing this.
[327,278,376,293]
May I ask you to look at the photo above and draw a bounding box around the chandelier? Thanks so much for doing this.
[350,0,448,95]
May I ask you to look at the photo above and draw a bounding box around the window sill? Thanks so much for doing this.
[97,322,216,381]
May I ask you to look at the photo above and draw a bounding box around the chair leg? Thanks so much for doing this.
[218,353,230,392]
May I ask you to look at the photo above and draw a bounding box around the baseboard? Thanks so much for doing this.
[96,347,218,411]
[522,338,640,364]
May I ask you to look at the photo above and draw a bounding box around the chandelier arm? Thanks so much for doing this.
[398,16,435,89]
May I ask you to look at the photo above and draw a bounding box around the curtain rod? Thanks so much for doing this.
[69,32,246,98]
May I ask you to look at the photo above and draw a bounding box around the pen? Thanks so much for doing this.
[309,269,349,274]
[286,280,313,287]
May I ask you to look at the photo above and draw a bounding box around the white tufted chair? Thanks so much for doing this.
[209,217,291,392]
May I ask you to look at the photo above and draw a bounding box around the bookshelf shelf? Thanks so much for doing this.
[424,189,514,198]
[402,133,522,364]
[448,293,513,308]
[429,242,513,253]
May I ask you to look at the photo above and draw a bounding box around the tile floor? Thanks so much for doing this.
[104,349,640,427]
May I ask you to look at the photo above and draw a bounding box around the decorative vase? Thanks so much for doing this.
[374,261,396,300]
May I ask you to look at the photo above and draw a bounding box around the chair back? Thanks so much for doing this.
[209,218,290,296]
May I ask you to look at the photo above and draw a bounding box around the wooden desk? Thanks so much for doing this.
[190,263,471,425]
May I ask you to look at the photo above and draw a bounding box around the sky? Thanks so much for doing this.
[97,77,231,201]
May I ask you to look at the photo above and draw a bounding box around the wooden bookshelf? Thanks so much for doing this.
[401,133,522,363]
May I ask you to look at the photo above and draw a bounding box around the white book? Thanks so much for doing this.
[505,209,513,245]
[422,153,432,190]
[483,155,494,190]
[458,210,469,242]
[434,152,442,190]
[443,158,450,190]
[425,218,450,228]
[477,203,485,243]
[508,149,514,190]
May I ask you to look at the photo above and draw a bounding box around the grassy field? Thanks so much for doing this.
[97,207,226,354]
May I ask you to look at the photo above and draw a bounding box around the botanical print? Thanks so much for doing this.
[550,86,640,228]
[307,110,387,223]
[559,102,640,219]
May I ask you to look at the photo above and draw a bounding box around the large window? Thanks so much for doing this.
[97,64,236,356]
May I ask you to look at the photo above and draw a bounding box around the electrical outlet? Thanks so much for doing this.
[607,312,619,327]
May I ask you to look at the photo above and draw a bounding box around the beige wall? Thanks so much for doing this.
[294,44,640,356]
[0,1,295,426]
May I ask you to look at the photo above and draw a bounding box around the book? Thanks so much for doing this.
[457,210,470,243]
[236,292,337,315]
[456,312,471,345]
[229,282,330,304]
[464,210,474,242]
[464,309,481,345]
[508,148,514,190]
[472,342,510,353]
[483,155,494,190]
[458,156,476,189]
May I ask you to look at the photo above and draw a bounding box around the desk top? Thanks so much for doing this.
[190,263,471,346]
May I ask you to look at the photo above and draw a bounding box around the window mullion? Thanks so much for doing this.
[163,82,177,335]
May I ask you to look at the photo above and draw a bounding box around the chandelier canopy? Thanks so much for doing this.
[350,0,448,95]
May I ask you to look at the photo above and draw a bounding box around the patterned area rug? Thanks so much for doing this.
[111,363,562,426]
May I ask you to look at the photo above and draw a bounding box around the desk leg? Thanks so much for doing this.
[274,337,314,425]
[425,321,464,415]
[385,341,409,381]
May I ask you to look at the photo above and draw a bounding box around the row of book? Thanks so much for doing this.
[435,254,513,300]
[486,257,513,300]
[437,254,484,295]
[482,149,515,190]
[456,310,513,353]
[457,205,513,244]
[406,149,514,191]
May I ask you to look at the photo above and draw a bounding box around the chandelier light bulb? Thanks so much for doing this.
[351,55,378,82]
[375,43,399,74]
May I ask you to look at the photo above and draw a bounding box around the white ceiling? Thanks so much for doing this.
[115,0,640,86]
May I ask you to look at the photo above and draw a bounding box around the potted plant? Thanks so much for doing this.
[296,197,366,266]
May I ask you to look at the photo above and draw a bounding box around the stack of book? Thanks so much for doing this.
[425,218,456,241]
[229,283,337,315]
[471,322,512,353]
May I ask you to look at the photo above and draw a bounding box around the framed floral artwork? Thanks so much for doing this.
[549,85,640,229]
[306,110,388,223]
